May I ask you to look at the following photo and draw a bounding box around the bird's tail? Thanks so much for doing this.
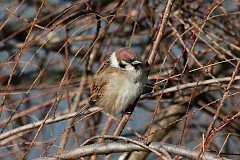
[76,103,101,117]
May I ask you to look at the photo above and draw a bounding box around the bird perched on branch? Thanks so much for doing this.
[80,48,147,114]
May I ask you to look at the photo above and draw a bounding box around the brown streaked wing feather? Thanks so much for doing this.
[89,60,109,105]
[95,60,110,75]
[89,83,105,105]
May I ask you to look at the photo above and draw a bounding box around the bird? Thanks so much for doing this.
[80,48,147,115]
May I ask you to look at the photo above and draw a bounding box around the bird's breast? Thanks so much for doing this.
[97,72,143,114]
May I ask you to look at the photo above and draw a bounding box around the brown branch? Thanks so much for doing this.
[0,107,101,141]
[58,72,87,152]
[35,141,230,160]
[140,75,240,99]
[147,0,173,65]
[204,58,240,146]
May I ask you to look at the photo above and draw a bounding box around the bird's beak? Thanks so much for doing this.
[132,60,142,70]
[132,60,142,65]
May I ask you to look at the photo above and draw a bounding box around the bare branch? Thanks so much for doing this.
[35,141,230,160]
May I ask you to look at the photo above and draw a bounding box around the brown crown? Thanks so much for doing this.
[115,48,138,61]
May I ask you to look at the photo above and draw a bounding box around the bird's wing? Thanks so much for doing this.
[95,59,110,75]
[89,60,110,105]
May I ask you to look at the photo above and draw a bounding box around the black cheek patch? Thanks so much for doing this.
[119,62,126,68]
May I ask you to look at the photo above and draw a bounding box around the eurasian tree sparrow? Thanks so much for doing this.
[82,48,147,114]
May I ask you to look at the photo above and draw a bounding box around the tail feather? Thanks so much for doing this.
[76,104,102,117]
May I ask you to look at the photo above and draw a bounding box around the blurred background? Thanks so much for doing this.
[0,0,240,159]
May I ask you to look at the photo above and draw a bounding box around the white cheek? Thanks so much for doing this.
[125,64,135,71]
[109,52,120,68]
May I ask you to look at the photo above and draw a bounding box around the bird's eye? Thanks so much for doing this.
[119,61,126,68]
[125,59,132,63]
